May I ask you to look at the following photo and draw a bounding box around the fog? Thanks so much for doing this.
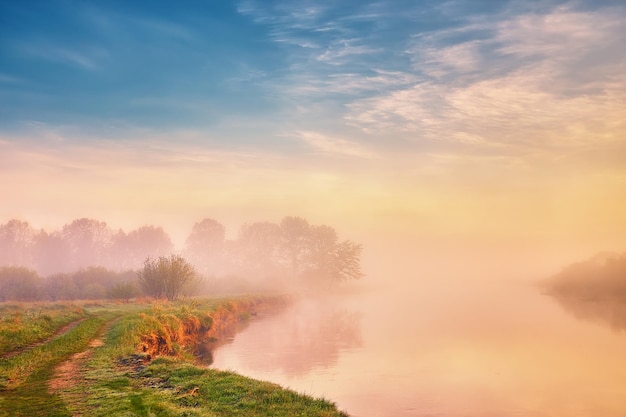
[0,215,367,300]
[1,209,623,300]
[2,209,626,415]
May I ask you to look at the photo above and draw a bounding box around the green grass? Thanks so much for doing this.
[0,298,348,417]
[0,303,86,356]
[0,314,118,416]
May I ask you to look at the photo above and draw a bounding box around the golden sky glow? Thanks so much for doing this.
[1,1,625,275]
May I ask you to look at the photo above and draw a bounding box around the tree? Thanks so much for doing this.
[33,230,70,275]
[44,273,78,301]
[0,266,43,301]
[107,282,139,302]
[332,240,364,281]
[236,221,283,277]
[137,255,195,301]
[184,218,226,275]
[302,225,363,285]
[112,225,174,269]
[279,216,311,277]
[59,218,112,270]
[0,219,36,267]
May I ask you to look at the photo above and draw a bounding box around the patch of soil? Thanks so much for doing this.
[48,319,117,416]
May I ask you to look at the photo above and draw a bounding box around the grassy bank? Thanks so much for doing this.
[0,297,348,417]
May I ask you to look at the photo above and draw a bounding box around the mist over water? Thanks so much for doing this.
[210,252,626,417]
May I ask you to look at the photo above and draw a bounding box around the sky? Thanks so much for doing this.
[1,0,625,276]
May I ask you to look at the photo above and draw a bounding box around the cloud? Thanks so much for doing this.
[296,130,377,159]
[316,39,381,64]
[17,41,106,70]
[345,3,626,154]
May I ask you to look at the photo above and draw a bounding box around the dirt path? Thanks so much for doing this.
[1,318,86,360]
[48,318,117,416]
[48,337,104,391]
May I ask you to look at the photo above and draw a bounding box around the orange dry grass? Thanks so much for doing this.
[137,298,265,358]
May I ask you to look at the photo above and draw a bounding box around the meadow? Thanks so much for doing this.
[0,297,348,417]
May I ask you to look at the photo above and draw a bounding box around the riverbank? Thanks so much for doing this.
[0,297,349,417]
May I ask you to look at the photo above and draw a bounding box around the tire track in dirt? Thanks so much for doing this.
[1,318,86,360]
[48,317,118,416]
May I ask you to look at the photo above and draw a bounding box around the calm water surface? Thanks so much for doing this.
[209,279,626,417]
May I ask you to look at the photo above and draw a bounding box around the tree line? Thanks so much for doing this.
[544,251,626,300]
[0,216,363,301]
[0,218,173,275]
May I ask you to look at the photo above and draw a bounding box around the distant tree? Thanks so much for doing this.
[279,216,311,278]
[112,225,174,269]
[332,240,364,281]
[0,266,43,301]
[303,225,363,285]
[71,266,119,300]
[44,273,78,301]
[0,219,36,267]
[184,218,226,275]
[137,255,196,301]
[33,230,70,275]
[107,281,139,302]
[59,218,112,270]
[236,221,283,277]
[546,252,626,300]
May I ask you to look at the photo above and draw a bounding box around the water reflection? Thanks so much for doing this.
[551,295,626,332]
[196,318,251,365]
[210,298,362,375]
[209,288,626,417]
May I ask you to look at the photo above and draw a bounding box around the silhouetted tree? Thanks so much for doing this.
[45,273,78,301]
[0,266,42,301]
[279,216,311,278]
[546,251,626,300]
[236,221,283,278]
[137,255,195,300]
[112,225,174,269]
[59,218,112,270]
[0,219,35,267]
[107,281,139,301]
[302,225,363,285]
[33,230,69,275]
[184,218,226,275]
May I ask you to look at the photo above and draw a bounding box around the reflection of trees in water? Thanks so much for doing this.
[211,301,363,376]
[552,295,626,332]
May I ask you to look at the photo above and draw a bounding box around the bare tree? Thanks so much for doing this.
[137,255,195,301]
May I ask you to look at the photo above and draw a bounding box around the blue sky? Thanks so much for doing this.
[1,0,625,252]
[2,0,622,140]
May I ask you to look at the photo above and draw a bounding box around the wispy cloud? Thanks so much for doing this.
[295,130,377,159]
[346,3,626,153]
[17,41,107,70]
[316,39,381,64]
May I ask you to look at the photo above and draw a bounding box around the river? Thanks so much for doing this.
[209,277,626,417]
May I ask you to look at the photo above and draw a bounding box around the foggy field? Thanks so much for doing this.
[0,297,347,417]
